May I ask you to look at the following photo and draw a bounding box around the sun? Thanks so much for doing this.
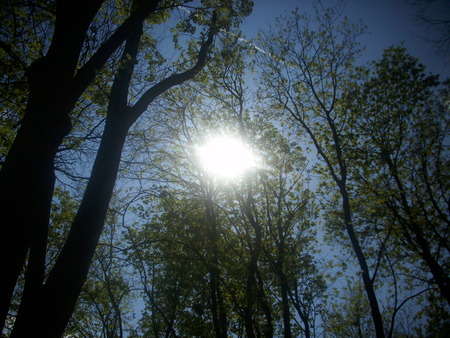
[197,136,256,178]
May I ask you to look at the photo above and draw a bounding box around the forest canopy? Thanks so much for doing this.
[0,0,449,337]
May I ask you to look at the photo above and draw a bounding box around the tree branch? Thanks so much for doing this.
[128,12,218,124]
[70,0,163,106]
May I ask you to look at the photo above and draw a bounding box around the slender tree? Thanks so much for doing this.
[257,4,386,337]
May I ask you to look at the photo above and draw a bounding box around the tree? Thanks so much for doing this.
[325,277,374,337]
[0,0,165,328]
[65,197,135,337]
[3,0,447,335]
[349,45,450,307]
[256,3,386,337]
[257,1,450,332]
[123,110,325,336]
[1,0,253,335]
[118,32,327,336]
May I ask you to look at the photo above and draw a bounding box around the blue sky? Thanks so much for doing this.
[240,0,449,78]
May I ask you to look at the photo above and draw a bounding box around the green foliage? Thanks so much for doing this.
[257,1,450,336]
[347,45,450,333]
[325,278,374,337]
[3,0,449,336]
[109,37,327,335]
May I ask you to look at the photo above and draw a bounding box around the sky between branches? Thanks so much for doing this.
[241,0,449,78]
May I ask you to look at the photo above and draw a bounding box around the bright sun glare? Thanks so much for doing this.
[197,136,256,178]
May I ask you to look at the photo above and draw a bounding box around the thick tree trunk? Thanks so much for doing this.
[11,13,216,334]
[0,0,103,327]
[39,116,129,336]
[243,288,256,338]
[0,109,61,328]
[11,114,130,337]
[0,67,76,330]
[0,1,165,328]
[10,15,145,334]
[6,6,216,334]
[12,198,50,334]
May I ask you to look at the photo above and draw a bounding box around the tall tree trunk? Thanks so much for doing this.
[290,281,311,338]
[340,186,385,338]
[11,14,146,334]
[11,13,217,335]
[0,107,61,328]
[274,225,292,338]
[0,0,104,327]
[308,110,386,338]
[11,113,131,337]
[243,278,256,338]
[280,273,292,338]
[413,235,450,306]
[209,266,227,338]
[286,99,386,337]
[243,200,257,338]
[12,201,49,334]
[0,0,164,328]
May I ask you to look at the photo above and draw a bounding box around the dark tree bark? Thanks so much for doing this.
[0,0,104,326]
[0,0,164,329]
[285,105,385,338]
[339,185,385,338]
[10,13,217,336]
